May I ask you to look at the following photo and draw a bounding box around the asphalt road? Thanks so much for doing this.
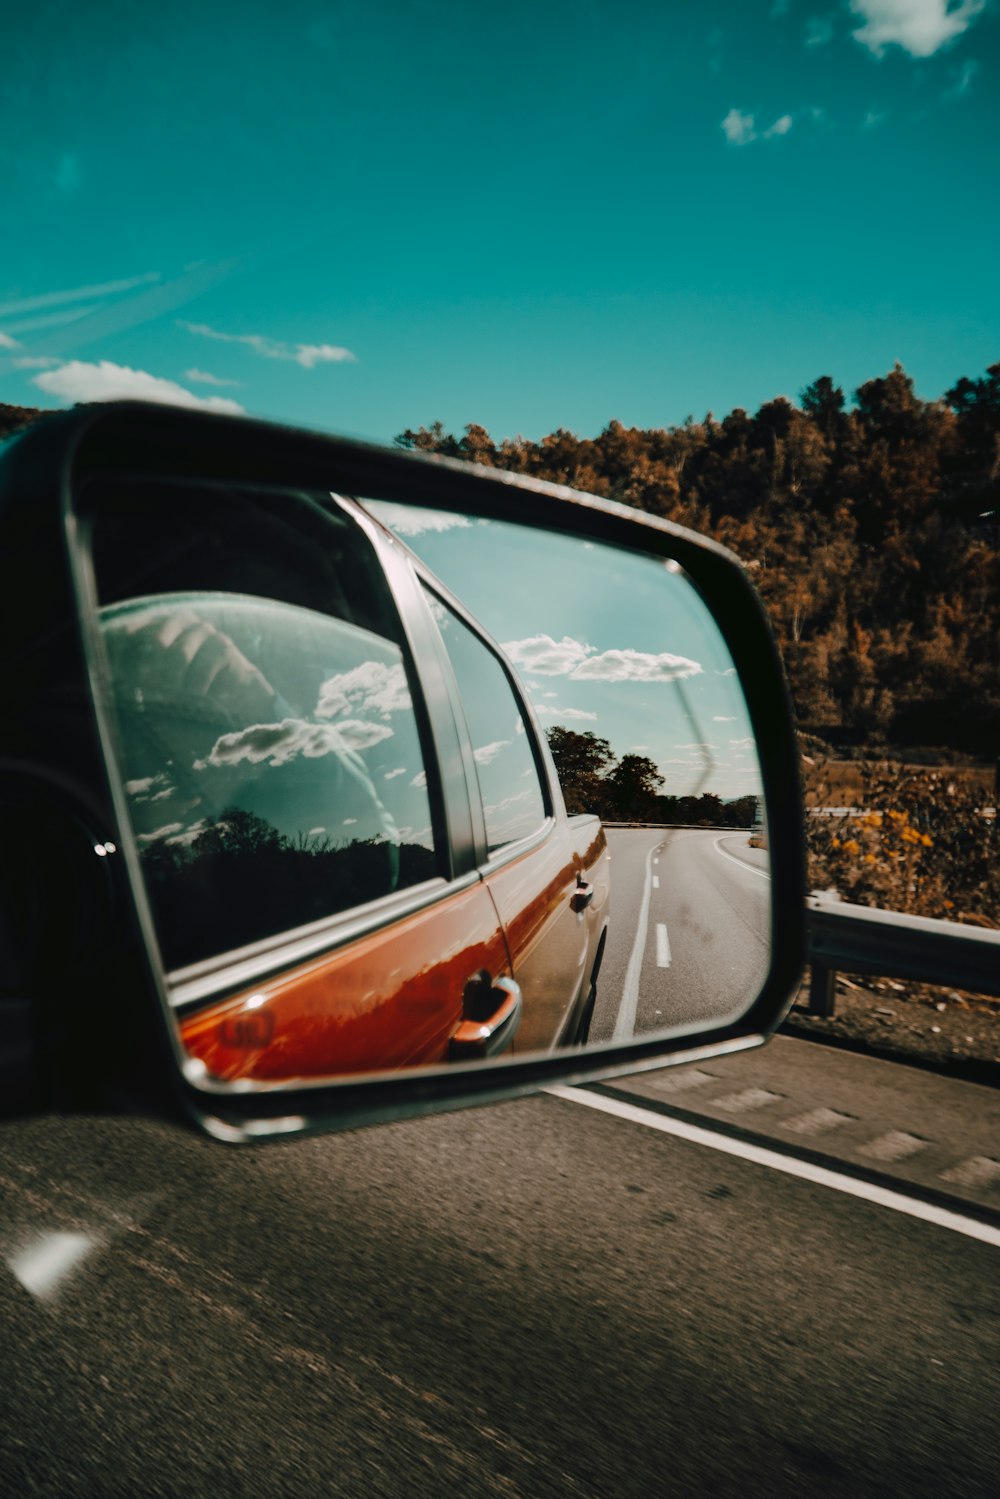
[2,1034,997,1498]
[591,827,771,1042]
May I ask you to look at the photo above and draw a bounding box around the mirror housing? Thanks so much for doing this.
[0,401,806,1140]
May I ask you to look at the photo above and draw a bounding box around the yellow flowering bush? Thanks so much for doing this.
[803,757,997,924]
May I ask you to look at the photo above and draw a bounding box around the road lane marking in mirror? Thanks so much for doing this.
[656,923,671,968]
[612,842,657,1042]
[652,875,660,889]
[713,836,771,881]
[545,1086,1000,1249]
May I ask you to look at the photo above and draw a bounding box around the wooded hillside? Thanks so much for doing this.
[398,363,999,760]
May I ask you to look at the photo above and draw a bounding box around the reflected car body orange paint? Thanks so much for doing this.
[179,882,511,1081]
[488,817,609,1052]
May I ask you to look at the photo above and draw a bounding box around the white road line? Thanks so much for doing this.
[612,843,657,1042]
[713,836,771,881]
[652,875,660,889]
[656,923,671,967]
[545,1086,1000,1250]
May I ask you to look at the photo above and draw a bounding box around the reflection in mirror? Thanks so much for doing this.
[368,502,771,1046]
[88,479,769,1088]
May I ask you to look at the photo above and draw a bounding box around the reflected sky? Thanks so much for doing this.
[369,504,763,803]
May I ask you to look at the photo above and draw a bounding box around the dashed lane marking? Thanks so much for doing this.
[546,1086,1000,1250]
[860,1131,927,1163]
[652,875,660,889]
[612,843,656,1043]
[644,1068,718,1094]
[713,1087,785,1114]
[940,1157,1000,1192]
[656,923,671,968]
[782,1107,856,1138]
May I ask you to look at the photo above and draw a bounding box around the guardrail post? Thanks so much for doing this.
[807,963,838,1018]
[806,890,842,1017]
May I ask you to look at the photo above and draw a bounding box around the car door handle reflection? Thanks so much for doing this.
[449,975,523,1061]
[570,881,595,913]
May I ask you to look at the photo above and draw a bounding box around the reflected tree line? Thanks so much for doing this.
[546,727,759,827]
[139,807,436,969]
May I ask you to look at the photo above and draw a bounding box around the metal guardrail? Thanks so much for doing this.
[602,824,998,1015]
[805,896,1000,1015]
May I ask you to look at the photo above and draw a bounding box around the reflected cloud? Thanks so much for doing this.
[194,717,393,770]
[503,633,702,683]
[473,739,511,766]
[316,660,410,719]
[366,504,473,537]
[536,706,599,721]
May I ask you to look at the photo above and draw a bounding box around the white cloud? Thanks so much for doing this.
[536,706,599,721]
[11,355,59,368]
[0,271,161,319]
[384,767,406,780]
[0,332,19,349]
[503,633,702,684]
[723,109,794,146]
[722,107,756,145]
[137,822,184,844]
[713,715,737,722]
[473,739,511,766]
[124,773,174,801]
[1,305,100,336]
[729,736,755,748]
[502,634,594,676]
[308,827,326,837]
[316,661,411,720]
[180,320,357,367]
[32,360,244,415]
[165,818,209,846]
[411,770,428,788]
[862,107,889,127]
[850,0,986,58]
[365,502,473,537]
[184,367,242,388]
[805,14,836,46]
[944,56,980,94]
[194,717,392,770]
[570,647,702,684]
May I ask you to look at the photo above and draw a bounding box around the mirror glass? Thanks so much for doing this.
[87,479,770,1085]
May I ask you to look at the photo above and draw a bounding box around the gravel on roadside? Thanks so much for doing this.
[780,971,1000,1088]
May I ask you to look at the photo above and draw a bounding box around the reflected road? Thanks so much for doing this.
[591,827,771,1042]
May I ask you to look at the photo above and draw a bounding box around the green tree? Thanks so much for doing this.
[545,727,614,815]
[603,754,665,822]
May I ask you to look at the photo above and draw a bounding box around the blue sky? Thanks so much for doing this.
[2,1,997,443]
[369,507,763,801]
